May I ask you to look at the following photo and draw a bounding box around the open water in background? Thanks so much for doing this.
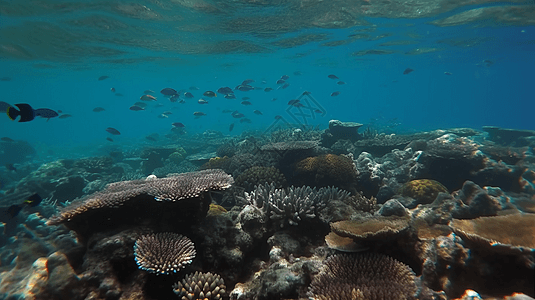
[0,1,534,159]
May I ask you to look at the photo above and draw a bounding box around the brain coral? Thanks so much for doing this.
[399,179,448,205]
[294,154,358,192]
[235,166,288,191]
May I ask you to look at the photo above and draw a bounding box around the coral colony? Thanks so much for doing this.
[0,124,534,300]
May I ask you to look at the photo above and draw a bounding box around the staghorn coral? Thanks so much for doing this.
[48,169,233,225]
[234,166,287,191]
[173,271,226,300]
[134,232,195,275]
[308,253,417,300]
[294,154,358,193]
[241,183,350,226]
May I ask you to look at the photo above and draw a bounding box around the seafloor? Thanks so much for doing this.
[0,122,534,300]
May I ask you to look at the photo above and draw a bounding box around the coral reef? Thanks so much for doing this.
[173,271,226,300]
[134,232,196,275]
[308,253,417,300]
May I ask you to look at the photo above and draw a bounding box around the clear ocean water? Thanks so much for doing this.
[0,1,534,158]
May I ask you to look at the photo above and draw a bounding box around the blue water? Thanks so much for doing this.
[1,3,534,159]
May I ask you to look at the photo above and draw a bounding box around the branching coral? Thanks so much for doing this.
[240,183,350,226]
[134,232,195,275]
[308,253,417,300]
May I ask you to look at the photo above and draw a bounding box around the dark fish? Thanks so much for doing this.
[1,137,14,142]
[6,204,23,218]
[229,123,235,132]
[237,85,254,91]
[23,193,42,207]
[58,114,72,119]
[0,101,13,112]
[162,111,173,115]
[264,87,273,92]
[276,79,285,84]
[241,101,252,106]
[5,163,16,172]
[274,115,283,120]
[242,97,250,100]
[93,107,106,112]
[224,94,236,99]
[98,76,109,81]
[403,68,414,75]
[217,87,233,94]
[198,99,209,104]
[3,193,43,220]
[288,99,300,106]
[161,88,178,96]
[106,137,114,142]
[145,136,157,142]
[172,122,185,128]
[169,94,179,102]
[242,79,254,85]
[178,99,186,104]
[0,77,12,81]
[331,91,340,97]
[280,83,289,89]
[189,86,200,90]
[293,102,304,108]
[337,81,346,85]
[111,87,116,93]
[144,90,155,94]
[293,71,302,75]
[328,74,339,79]
[34,108,59,120]
[253,110,263,115]
[232,111,245,118]
[302,91,311,95]
[280,75,289,80]
[106,127,121,135]
[184,92,194,98]
[129,105,144,111]
[7,103,35,122]
[203,91,217,97]
[271,98,277,102]
[240,118,252,124]
[444,72,452,75]
[314,109,323,113]
[222,110,234,113]
[115,93,123,97]
[482,59,494,67]
[193,112,206,117]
